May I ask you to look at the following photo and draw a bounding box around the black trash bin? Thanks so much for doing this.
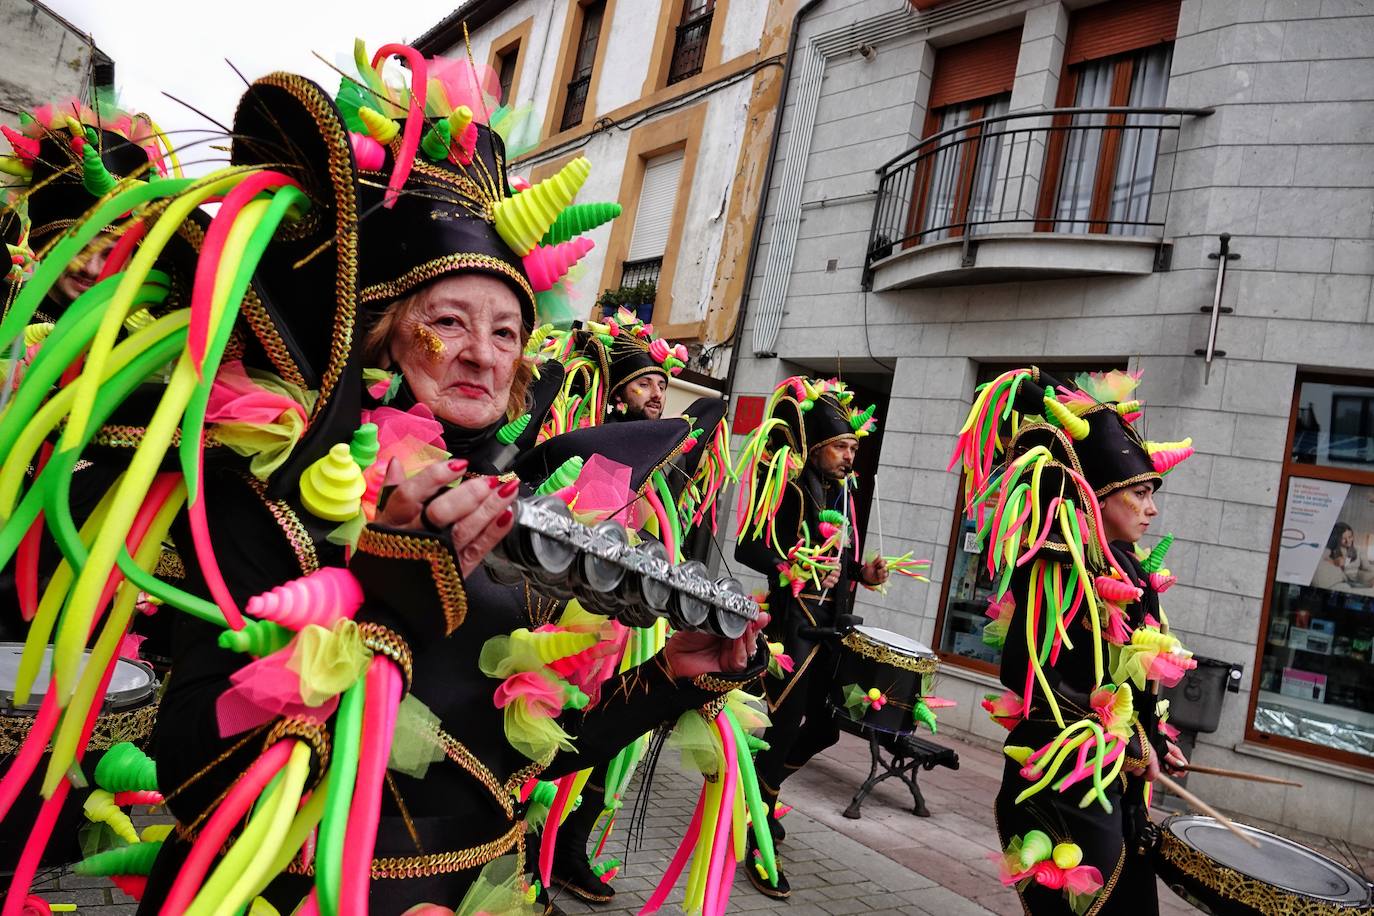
[1158,656,1243,790]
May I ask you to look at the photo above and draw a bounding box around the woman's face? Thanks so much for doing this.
[1341,528,1355,549]
[1101,483,1158,544]
[54,234,113,303]
[390,274,523,429]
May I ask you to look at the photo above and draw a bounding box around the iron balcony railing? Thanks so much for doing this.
[667,9,714,85]
[863,105,1213,274]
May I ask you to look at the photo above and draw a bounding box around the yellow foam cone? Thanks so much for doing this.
[492,157,591,256]
[300,443,367,522]
[358,106,399,145]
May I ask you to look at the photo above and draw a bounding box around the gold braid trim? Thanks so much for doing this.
[0,703,158,755]
[357,623,413,693]
[243,475,319,576]
[263,717,331,784]
[1157,831,1353,916]
[355,528,467,635]
[839,631,938,674]
[287,821,522,880]
[359,253,535,315]
[435,728,513,818]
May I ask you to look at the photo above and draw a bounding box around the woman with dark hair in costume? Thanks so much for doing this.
[0,45,767,915]
[955,368,1196,915]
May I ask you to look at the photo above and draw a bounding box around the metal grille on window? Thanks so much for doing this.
[497,46,519,105]
[560,1,605,131]
[668,0,714,85]
[620,258,662,290]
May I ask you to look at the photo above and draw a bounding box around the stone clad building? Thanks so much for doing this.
[729,0,1374,845]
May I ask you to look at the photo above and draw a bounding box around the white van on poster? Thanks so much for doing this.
[1275,478,1350,585]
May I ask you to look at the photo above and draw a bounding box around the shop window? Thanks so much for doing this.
[560,0,605,132]
[934,362,1124,672]
[906,28,1021,245]
[668,0,715,85]
[1250,377,1374,767]
[1037,0,1181,235]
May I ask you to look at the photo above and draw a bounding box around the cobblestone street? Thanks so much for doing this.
[22,728,1374,914]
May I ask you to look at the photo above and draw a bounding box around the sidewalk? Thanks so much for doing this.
[24,729,1374,914]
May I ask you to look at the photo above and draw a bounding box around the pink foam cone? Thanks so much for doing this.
[1094,575,1141,603]
[244,566,364,631]
[523,237,594,293]
[1149,572,1177,593]
[1151,446,1194,473]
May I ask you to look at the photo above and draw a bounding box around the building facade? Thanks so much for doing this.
[417,0,802,386]
[729,0,1374,845]
[0,0,112,130]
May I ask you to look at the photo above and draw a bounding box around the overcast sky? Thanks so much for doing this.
[45,0,466,172]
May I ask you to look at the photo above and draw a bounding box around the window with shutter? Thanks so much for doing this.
[905,28,1021,243]
[1037,0,1182,234]
[627,150,684,262]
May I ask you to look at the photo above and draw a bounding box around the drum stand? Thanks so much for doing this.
[837,720,959,820]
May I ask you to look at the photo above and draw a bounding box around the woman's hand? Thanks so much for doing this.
[664,612,771,680]
[376,458,519,577]
[1161,740,1188,776]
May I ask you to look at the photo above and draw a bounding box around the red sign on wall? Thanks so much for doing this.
[732,395,765,435]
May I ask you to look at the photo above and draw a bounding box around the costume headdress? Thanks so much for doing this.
[335,43,610,330]
[732,376,877,550]
[3,96,178,313]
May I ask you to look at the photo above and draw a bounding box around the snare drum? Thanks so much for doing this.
[0,643,159,870]
[829,626,938,735]
[1155,814,1374,915]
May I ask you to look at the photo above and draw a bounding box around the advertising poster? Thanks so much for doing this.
[1276,478,1351,585]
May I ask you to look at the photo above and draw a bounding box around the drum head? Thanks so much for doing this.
[1167,815,1372,905]
[853,626,934,659]
[0,643,155,712]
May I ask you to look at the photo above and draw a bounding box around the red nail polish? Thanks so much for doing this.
[498,479,519,498]
[498,507,514,527]
[449,459,468,473]
[487,475,502,488]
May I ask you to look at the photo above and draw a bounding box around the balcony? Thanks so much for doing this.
[667,9,713,86]
[863,106,1212,291]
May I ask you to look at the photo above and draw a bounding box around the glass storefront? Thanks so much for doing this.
[1252,378,1374,762]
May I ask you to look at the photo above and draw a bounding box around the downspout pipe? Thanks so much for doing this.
[719,0,825,401]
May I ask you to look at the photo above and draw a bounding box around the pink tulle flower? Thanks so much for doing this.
[981,689,1023,729]
[493,672,565,718]
[206,360,307,426]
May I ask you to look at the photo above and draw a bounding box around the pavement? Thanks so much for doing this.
[20,728,1374,915]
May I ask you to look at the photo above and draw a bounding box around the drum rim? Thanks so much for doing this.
[0,648,157,714]
[840,629,938,675]
[1159,814,1373,910]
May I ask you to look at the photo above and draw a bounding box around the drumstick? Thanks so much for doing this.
[1154,771,1261,849]
[1181,764,1302,787]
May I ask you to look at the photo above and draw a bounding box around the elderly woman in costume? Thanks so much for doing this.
[123,56,768,916]
[0,48,767,915]
[956,369,1194,915]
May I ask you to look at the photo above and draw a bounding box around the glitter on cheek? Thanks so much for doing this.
[411,324,447,363]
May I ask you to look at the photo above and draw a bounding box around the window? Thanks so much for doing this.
[495,43,520,105]
[1037,0,1182,235]
[560,0,605,132]
[906,28,1021,244]
[606,150,683,323]
[1250,377,1374,768]
[668,0,715,85]
[934,362,1125,672]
